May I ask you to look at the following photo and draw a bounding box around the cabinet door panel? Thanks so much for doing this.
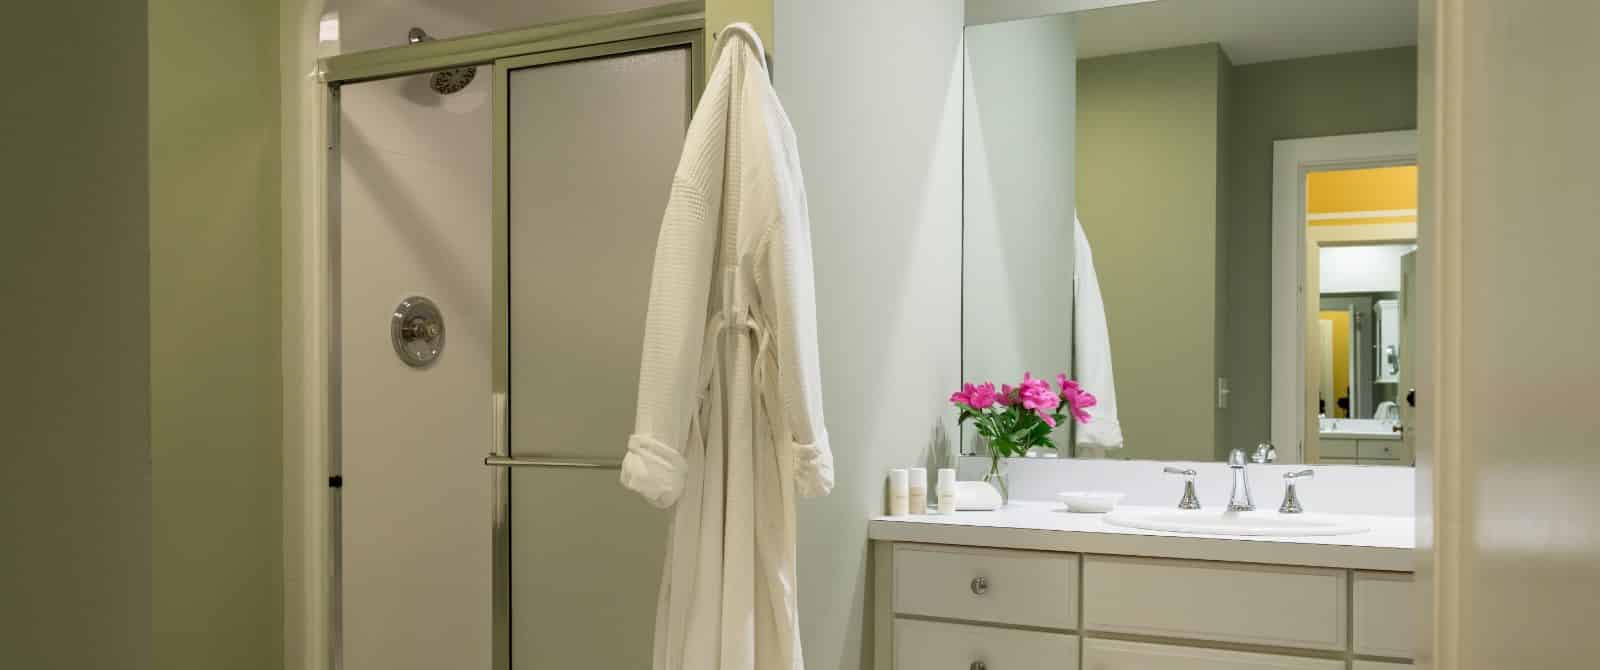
[896,619,1078,670]
[1353,571,1415,658]
[1083,639,1341,670]
[894,544,1078,629]
[1083,556,1346,650]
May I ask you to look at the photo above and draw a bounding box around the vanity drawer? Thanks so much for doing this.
[1357,439,1405,462]
[1082,556,1346,650]
[893,544,1077,629]
[1082,638,1342,670]
[1353,662,1413,670]
[1353,571,1415,658]
[1320,439,1358,459]
[896,618,1078,670]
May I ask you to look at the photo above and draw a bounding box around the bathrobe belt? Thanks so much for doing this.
[691,306,787,454]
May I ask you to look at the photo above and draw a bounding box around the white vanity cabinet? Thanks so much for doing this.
[874,542,1415,669]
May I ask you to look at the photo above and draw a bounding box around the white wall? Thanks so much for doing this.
[965,0,1154,26]
[962,13,1077,454]
[337,69,494,670]
[1319,243,1410,293]
[775,1,966,668]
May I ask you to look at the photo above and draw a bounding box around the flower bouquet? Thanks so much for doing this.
[950,373,1096,505]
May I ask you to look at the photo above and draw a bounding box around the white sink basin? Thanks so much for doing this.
[1103,509,1369,537]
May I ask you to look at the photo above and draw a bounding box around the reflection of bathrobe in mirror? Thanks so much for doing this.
[620,28,834,670]
[1074,216,1125,449]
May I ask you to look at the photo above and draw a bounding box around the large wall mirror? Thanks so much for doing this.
[961,0,1420,466]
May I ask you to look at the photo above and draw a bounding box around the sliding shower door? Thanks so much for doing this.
[494,34,698,670]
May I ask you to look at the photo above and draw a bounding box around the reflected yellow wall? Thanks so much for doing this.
[1319,310,1353,417]
[1307,165,1418,226]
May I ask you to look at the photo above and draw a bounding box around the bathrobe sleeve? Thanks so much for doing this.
[620,78,729,509]
[758,85,834,499]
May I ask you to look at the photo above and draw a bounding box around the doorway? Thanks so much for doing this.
[1271,131,1419,464]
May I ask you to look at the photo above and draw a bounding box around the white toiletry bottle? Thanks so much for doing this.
[908,467,928,514]
[887,469,909,516]
[936,468,957,514]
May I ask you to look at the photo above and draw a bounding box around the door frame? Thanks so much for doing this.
[1270,130,1418,464]
[293,6,704,670]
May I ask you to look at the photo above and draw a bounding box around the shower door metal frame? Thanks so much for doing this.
[317,5,703,670]
[489,30,704,670]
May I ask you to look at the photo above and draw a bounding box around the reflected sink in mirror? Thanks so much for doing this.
[1103,509,1369,537]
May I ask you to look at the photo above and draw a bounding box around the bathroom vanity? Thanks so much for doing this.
[870,504,1415,669]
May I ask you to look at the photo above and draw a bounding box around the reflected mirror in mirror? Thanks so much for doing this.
[960,0,1420,465]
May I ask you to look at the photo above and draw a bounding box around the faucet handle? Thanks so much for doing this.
[1253,442,1277,464]
[1164,466,1201,510]
[1279,469,1314,514]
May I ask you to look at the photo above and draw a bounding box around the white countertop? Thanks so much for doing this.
[869,501,1416,572]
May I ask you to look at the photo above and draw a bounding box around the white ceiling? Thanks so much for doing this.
[1074,0,1419,65]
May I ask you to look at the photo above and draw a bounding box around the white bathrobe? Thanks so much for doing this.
[620,25,834,670]
[1074,215,1125,449]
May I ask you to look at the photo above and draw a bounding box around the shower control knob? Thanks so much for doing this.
[391,296,445,368]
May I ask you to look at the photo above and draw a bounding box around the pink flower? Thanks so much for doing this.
[968,382,999,409]
[1057,374,1097,424]
[1018,372,1060,425]
[949,382,1001,409]
[1000,384,1018,406]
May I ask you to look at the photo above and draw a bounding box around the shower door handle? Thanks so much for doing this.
[484,455,622,470]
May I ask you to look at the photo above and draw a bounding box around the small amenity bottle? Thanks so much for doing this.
[887,469,909,516]
[936,468,958,514]
[908,468,928,514]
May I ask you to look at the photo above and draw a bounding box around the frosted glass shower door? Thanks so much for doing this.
[498,37,694,669]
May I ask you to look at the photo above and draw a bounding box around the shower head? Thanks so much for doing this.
[406,27,477,95]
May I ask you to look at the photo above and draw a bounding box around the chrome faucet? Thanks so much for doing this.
[1226,448,1255,511]
[1162,466,1202,510]
[1280,469,1315,514]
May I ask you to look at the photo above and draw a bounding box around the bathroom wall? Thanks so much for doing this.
[962,13,1077,452]
[1076,44,1230,461]
[776,1,965,668]
[965,0,1155,25]
[1224,46,1418,457]
[148,2,284,669]
[0,2,151,668]
[336,66,494,670]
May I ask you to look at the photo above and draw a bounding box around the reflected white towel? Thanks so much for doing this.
[1074,215,1124,449]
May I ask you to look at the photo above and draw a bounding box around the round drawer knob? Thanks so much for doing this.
[970,662,987,670]
[970,576,988,595]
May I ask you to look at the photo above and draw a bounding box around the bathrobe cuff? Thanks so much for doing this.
[793,430,834,498]
[621,433,687,508]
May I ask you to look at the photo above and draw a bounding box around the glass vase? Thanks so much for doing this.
[983,455,1010,507]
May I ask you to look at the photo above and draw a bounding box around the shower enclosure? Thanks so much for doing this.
[323,6,704,669]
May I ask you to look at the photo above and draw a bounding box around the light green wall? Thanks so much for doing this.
[149,1,283,669]
[1223,47,1418,456]
[1077,44,1227,461]
[0,2,152,668]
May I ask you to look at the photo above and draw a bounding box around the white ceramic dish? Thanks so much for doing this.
[1057,491,1125,513]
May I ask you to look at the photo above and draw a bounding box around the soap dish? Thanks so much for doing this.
[1057,491,1125,514]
